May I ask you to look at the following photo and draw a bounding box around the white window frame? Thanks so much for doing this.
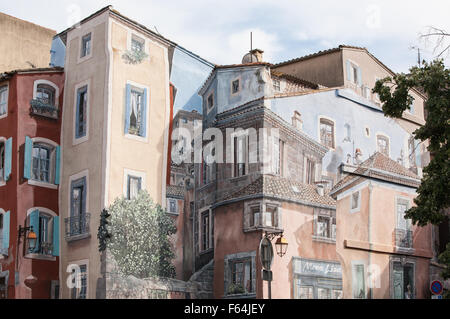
[68,170,89,219]
[318,116,336,150]
[0,84,9,120]
[127,31,150,60]
[375,132,390,157]
[33,80,60,107]
[167,198,178,215]
[123,168,146,199]
[395,196,412,230]
[69,259,89,299]
[24,207,57,261]
[350,190,361,213]
[124,80,150,143]
[78,31,93,64]
[27,137,59,190]
[72,79,91,146]
[347,59,361,85]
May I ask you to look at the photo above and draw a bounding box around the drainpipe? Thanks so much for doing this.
[368,181,373,299]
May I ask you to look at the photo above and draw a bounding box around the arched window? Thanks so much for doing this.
[320,118,335,148]
[36,84,56,106]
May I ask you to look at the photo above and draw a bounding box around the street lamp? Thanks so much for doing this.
[18,226,37,251]
[275,235,288,258]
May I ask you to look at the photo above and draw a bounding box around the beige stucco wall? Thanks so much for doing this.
[107,20,169,206]
[0,12,55,72]
[59,12,110,299]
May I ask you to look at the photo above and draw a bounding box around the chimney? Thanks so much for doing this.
[292,111,303,131]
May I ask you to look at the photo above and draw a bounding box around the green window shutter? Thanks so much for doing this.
[346,60,352,81]
[4,137,12,181]
[52,216,59,257]
[140,88,148,137]
[55,145,61,185]
[2,211,10,254]
[24,136,33,179]
[357,67,362,86]
[29,209,40,253]
[124,84,131,134]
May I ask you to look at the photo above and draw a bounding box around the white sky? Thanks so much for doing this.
[1,0,449,72]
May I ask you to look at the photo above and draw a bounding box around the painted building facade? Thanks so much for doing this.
[0,67,64,299]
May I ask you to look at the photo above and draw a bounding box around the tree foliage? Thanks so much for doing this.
[101,191,177,279]
[373,59,450,292]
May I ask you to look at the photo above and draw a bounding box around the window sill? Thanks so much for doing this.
[395,246,415,254]
[244,226,283,233]
[73,135,89,146]
[0,113,7,120]
[0,181,6,187]
[77,53,93,65]
[25,253,56,261]
[65,233,91,243]
[124,133,148,143]
[28,179,58,190]
[312,235,336,244]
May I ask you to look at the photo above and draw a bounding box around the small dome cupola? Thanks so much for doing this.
[242,49,264,63]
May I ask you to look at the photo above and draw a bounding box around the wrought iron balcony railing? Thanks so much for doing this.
[65,213,91,241]
[394,228,413,249]
[39,242,54,255]
[30,99,59,120]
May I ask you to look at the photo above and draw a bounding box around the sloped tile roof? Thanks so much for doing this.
[224,175,336,208]
[166,185,185,199]
[331,152,421,194]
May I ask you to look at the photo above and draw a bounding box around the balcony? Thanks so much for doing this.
[30,99,59,120]
[394,228,413,249]
[65,213,91,242]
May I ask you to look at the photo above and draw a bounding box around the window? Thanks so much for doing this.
[305,158,315,185]
[317,287,331,299]
[71,264,88,299]
[36,84,55,106]
[314,209,336,240]
[207,93,214,110]
[351,191,361,212]
[75,86,88,139]
[272,138,284,176]
[71,177,86,217]
[127,175,142,200]
[249,205,261,228]
[392,261,415,299]
[297,286,313,299]
[231,79,240,94]
[32,143,52,183]
[168,199,177,214]
[131,35,144,54]
[230,259,253,294]
[201,211,210,251]
[81,33,91,58]
[376,135,389,156]
[182,117,188,124]
[125,84,147,138]
[320,118,335,148]
[0,86,7,117]
[27,209,59,256]
[246,202,280,229]
[234,136,247,177]
[273,79,281,92]
[264,205,278,228]
[363,86,371,99]
[0,213,3,249]
[292,111,302,130]
[353,264,365,299]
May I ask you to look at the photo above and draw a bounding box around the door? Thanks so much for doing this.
[393,265,404,299]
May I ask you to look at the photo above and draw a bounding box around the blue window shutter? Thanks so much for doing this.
[125,84,131,134]
[55,145,61,185]
[415,140,422,167]
[357,67,362,86]
[24,136,32,179]
[29,209,40,253]
[140,88,148,137]
[346,60,352,81]
[52,216,59,257]
[2,211,10,253]
[4,137,12,181]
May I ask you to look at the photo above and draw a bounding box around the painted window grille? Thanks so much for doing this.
[75,85,88,139]
[71,264,87,299]
[0,86,7,116]
[376,135,389,156]
[32,143,51,183]
[314,209,336,240]
[81,33,91,58]
[392,262,414,299]
[306,158,315,185]
[131,35,144,53]
[230,259,253,294]
[273,79,281,92]
[201,211,210,251]
[320,119,335,148]
[36,84,55,106]
[231,79,240,94]
[127,175,142,200]
[26,210,59,256]
[353,264,365,299]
